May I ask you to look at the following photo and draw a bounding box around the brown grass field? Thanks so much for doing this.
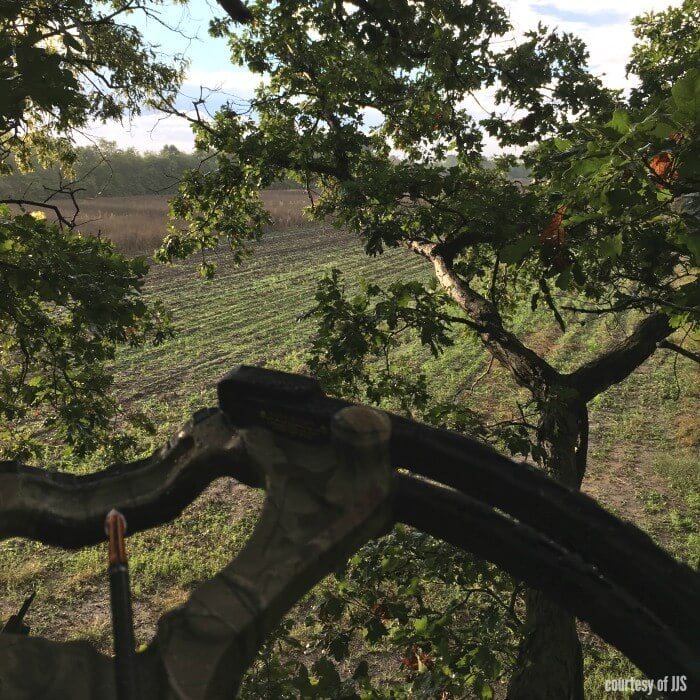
[69,190,313,253]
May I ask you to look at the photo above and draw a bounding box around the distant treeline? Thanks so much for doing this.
[0,141,303,200]
[0,142,529,201]
[441,154,531,180]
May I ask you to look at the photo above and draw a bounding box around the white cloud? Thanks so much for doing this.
[501,0,684,91]
[74,111,200,153]
[183,69,268,96]
[80,0,681,154]
[75,69,268,154]
[526,0,677,14]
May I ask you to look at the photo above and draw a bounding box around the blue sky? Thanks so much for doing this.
[80,0,251,150]
[131,0,233,77]
[530,3,628,26]
[80,0,684,154]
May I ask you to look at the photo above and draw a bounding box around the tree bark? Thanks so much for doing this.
[405,241,587,698]
[508,589,584,700]
[507,389,587,700]
[403,242,672,700]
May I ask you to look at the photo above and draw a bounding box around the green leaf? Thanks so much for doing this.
[600,233,623,259]
[413,616,429,634]
[197,261,217,279]
[607,110,630,135]
[651,120,676,139]
[292,664,311,692]
[671,68,700,125]
[607,188,633,209]
[682,230,700,262]
[363,616,388,643]
[499,235,538,264]
[329,634,349,662]
[481,684,495,699]
[311,657,341,692]
[396,577,421,599]
[555,268,573,290]
[352,660,369,679]
[63,33,82,52]
[318,595,345,621]
[676,144,700,181]
[568,156,608,177]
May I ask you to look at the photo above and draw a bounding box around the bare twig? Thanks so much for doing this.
[470,355,495,392]
[657,340,700,365]
[539,277,565,332]
[0,199,73,229]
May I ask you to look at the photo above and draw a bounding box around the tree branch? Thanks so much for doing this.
[658,339,700,364]
[568,313,673,401]
[433,231,493,264]
[0,199,73,229]
[539,277,566,332]
[216,0,253,23]
[405,240,560,396]
[561,301,634,314]
[470,355,495,392]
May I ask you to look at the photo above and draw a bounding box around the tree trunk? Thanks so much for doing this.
[507,388,587,700]
[508,590,584,700]
[403,244,669,698]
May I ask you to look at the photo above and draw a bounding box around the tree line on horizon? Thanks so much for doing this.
[0,142,530,201]
[0,141,304,200]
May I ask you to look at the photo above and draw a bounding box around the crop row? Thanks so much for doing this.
[114,224,430,412]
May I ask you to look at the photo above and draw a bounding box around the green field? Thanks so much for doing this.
[114,223,430,413]
[1,219,435,649]
[1,211,698,698]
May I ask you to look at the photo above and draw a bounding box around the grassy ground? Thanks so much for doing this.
[1,194,698,697]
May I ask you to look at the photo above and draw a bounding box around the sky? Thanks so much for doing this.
[78,0,683,154]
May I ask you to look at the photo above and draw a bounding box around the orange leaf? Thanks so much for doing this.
[401,656,417,670]
[400,646,433,671]
[370,602,390,622]
[418,651,434,668]
[650,152,673,177]
[539,205,567,245]
[649,152,677,188]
